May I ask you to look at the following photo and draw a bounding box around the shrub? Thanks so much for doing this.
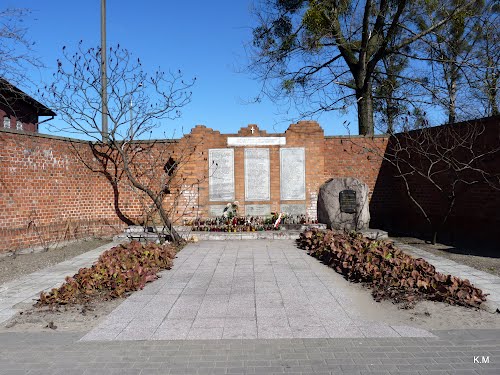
[297,229,487,308]
[37,241,177,305]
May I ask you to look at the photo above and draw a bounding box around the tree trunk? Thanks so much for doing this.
[356,83,375,135]
[448,78,457,124]
[154,196,182,244]
[115,142,183,244]
[431,230,437,245]
[492,94,499,116]
[110,181,135,226]
[387,98,396,134]
[489,67,499,116]
[88,144,135,226]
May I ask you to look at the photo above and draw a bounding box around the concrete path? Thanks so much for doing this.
[1,329,500,374]
[82,240,434,341]
[0,241,123,325]
[395,242,500,313]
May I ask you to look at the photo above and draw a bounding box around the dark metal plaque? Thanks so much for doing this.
[339,190,357,214]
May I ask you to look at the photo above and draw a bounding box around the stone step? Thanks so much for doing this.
[359,229,389,240]
[115,226,387,242]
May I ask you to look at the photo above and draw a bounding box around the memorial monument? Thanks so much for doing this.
[198,122,324,219]
[317,177,370,230]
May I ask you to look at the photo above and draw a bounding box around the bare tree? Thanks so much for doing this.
[0,8,45,119]
[372,49,409,133]
[468,3,500,117]
[392,120,499,244]
[414,0,488,124]
[0,8,41,83]
[347,117,500,244]
[44,43,196,243]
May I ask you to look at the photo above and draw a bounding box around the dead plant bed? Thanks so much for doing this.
[36,241,178,306]
[296,229,487,309]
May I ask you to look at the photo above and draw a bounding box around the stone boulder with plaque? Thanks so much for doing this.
[317,177,370,231]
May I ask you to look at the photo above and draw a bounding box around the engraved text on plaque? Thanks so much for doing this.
[209,149,235,201]
[339,190,357,213]
[280,203,306,216]
[280,148,306,200]
[208,205,227,217]
[245,148,270,201]
[245,204,271,216]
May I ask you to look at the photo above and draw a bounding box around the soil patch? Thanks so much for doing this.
[393,237,500,277]
[0,238,111,285]
[347,281,500,330]
[1,299,124,333]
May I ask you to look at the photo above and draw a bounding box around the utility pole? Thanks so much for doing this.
[129,97,133,139]
[101,0,108,142]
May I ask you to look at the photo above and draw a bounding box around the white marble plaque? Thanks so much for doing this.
[209,149,235,201]
[280,204,306,215]
[280,148,306,200]
[227,137,286,146]
[245,204,271,216]
[208,205,227,217]
[245,148,270,201]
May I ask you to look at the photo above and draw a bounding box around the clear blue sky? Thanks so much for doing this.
[7,1,361,137]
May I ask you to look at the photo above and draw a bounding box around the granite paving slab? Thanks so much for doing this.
[82,240,436,341]
[395,241,500,313]
[0,241,124,324]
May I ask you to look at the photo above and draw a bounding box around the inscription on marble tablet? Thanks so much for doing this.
[227,137,286,146]
[245,148,270,201]
[208,205,227,217]
[280,148,306,200]
[245,204,271,216]
[209,149,234,201]
[280,203,306,216]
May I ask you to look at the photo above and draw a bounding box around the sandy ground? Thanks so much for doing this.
[0,238,111,285]
[346,281,500,331]
[1,299,124,333]
[393,236,500,277]
[1,237,499,335]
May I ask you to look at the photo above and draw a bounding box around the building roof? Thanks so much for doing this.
[0,78,56,117]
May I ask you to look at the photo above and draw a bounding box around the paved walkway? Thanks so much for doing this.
[395,242,500,313]
[83,240,434,341]
[0,241,123,325]
[1,329,499,374]
[1,238,500,373]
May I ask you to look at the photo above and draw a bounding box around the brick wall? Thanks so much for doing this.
[380,117,500,244]
[0,129,127,253]
[182,121,328,219]
[1,117,497,253]
[323,135,390,225]
[2,121,383,253]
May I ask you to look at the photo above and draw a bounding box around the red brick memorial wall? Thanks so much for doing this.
[381,117,500,244]
[0,130,126,252]
[1,117,497,253]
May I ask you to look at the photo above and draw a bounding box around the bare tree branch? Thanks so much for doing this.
[44,43,197,243]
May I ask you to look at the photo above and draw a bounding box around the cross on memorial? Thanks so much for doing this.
[250,126,255,134]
